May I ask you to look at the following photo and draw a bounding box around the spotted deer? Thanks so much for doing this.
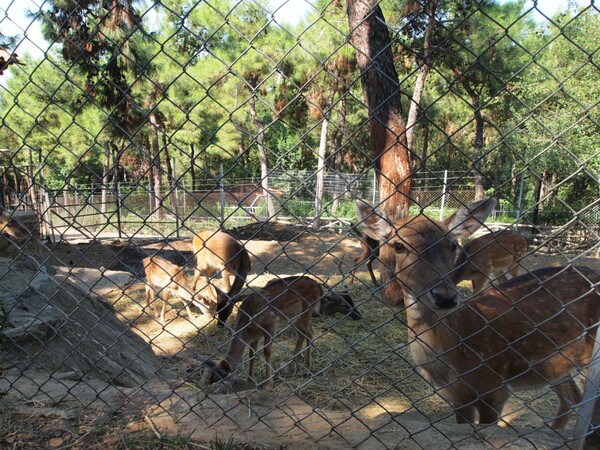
[356,198,600,428]
[143,256,211,323]
[191,230,251,326]
[452,230,528,293]
[207,276,322,391]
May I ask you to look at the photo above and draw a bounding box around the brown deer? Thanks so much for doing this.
[317,289,361,320]
[191,230,251,326]
[348,225,379,286]
[452,230,528,293]
[143,256,212,323]
[207,276,322,391]
[356,197,600,428]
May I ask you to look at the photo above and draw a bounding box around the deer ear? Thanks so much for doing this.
[219,360,232,373]
[444,198,497,239]
[355,200,393,241]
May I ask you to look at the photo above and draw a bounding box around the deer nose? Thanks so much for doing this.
[431,289,458,309]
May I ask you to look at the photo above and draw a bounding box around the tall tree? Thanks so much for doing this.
[347,0,412,305]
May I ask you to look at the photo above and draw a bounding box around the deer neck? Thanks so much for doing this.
[404,293,462,387]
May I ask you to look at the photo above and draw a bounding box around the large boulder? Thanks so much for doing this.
[0,257,170,387]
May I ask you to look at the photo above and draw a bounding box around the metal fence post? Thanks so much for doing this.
[220,163,225,226]
[439,169,448,220]
[173,157,180,238]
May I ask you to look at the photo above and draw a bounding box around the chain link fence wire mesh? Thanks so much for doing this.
[1,0,600,448]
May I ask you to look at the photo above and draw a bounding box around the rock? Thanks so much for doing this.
[0,257,170,387]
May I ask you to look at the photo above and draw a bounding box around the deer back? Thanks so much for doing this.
[236,276,322,333]
[192,230,247,272]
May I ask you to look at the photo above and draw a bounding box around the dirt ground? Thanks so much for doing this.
[2,221,599,448]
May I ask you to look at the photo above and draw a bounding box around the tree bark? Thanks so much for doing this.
[249,95,275,218]
[348,0,412,306]
[406,0,439,157]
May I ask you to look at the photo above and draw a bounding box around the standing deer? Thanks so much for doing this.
[348,225,379,286]
[356,198,600,428]
[144,256,212,323]
[191,230,251,326]
[452,230,528,293]
[207,276,322,391]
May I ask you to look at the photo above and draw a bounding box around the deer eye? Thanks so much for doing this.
[393,241,406,254]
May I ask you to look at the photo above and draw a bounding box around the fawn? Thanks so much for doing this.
[208,276,322,391]
[143,255,211,323]
[452,229,528,292]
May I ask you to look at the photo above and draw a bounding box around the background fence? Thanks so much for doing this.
[1,0,600,448]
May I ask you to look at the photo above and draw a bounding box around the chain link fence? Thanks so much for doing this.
[1,0,600,448]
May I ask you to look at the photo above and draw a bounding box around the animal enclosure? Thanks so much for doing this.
[1,0,600,449]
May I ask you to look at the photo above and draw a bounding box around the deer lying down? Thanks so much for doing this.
[452,229,528,293]
[356,197,600,428]
[143,256,212,323]
[208,276,322,391]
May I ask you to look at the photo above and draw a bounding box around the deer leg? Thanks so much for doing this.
[248,340,259,383]
[508,264,522,278]
[260,334,273,391]
[183,299,195,321]
[222,268,233,293]
[477,389,509,425]
[551,378,582,429]
[192,268,201,291]
[145,286,153,312]
[496,273,509,284]
[455,404,477,424]
[367,256,379,286]
[349,246,370,285]
[158,291,171,324]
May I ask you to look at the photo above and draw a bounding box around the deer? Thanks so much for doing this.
[356,197,600,429]
[316,289,362,320]
[191,230,251,326]
[207,276,322,391]
[348,224,379,286]
[143,255,212,323]
[451,229,528,293]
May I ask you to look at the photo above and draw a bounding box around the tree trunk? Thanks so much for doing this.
[331,94,348,214]
[454,69,485,201]
[348,0,412,306]
[149,111,163,218]
[406,0,439,158]
[421,118,430,170]
[312,104,331,229]
[249,95,275,218]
